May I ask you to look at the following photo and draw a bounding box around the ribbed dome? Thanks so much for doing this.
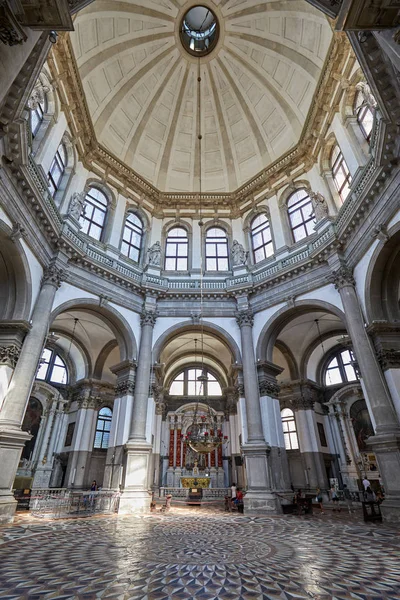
[70,0,332,193]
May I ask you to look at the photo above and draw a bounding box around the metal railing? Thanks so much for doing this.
[30,489,120,518]
[159,487,229,499]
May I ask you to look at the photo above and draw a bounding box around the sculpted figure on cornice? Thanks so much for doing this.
[355,82,377,109]
[147,241,161,267]
[231,240,247,266]
[310,191,329,222]
[28,79,50,110]
[68,191,85,221]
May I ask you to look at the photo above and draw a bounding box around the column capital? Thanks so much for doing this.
[41,262,64,289]
[0,344,20,368]
[236,309,254,328]
[115,380,135,397]
[329,265,355,290]
[259,380,280,399]
[140,309,158,328]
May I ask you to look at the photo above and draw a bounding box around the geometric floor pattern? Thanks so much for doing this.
[1,510,400,599]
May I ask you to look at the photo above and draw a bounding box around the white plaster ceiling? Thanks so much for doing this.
[70,0,332,193]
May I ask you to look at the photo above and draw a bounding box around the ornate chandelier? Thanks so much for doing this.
[184,61,228,455]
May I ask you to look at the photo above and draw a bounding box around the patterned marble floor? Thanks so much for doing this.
[0,508,400,600]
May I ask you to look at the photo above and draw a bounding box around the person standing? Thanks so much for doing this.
[236,487,244,514]
[362,476,371,491]
[330,485,341,512]
[231,482,237,505]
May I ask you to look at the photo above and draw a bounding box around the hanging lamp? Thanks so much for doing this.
[184,58,228,455]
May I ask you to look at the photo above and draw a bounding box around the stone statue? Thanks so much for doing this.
[68,192,86,221]
[28,80,50,110]
[231,240,247,266]
[147,241,161,266]
[310,191,329,222]
[355,81,377,109]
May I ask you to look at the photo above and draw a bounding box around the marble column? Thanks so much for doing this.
[0,261,63,523]
[257,361,291,492]
[236,306,276,513]
[119,304,157,513]
[104,361,136,490]
[331,264,400,521]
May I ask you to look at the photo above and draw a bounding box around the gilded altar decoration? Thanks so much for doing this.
[181,477,210,489]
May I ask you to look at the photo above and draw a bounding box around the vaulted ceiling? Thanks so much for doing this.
[70,0,332,193]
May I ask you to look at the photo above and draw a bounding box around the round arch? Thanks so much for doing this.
[256,300,347,362]
[0,220,32,320]
[50,299,137,361]
[50,326,92,381]
[153,320,242,365]
[300,328,348,381]
[364,221,400,322]
[93,339,119,379]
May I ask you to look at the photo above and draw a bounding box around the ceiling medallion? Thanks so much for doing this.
[180,5,219,56]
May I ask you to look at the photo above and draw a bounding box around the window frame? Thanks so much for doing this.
[121,212,143,263]
[93,406,112,450]
[287,189,316,243]
[36,347,68,385]
[251,213,274,263]
[281,408,299,451]
[79,186,109,241]
[205,227,229,272]
[354,92,375,142]
[324,348,359,387]
[30,97,47,138]
[165,226,189,271]
[48,143,67,197]
[331,145,352,202]
[168,367,223,397]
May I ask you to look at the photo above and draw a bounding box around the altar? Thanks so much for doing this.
[180,477,210,488]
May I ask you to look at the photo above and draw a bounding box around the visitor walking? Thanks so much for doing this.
[342,484,353,513]
[330,485,341,511]
[364,486,376,502]
[236,487,244,514]
[315,487,324,512]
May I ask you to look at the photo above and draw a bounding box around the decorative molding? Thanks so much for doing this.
[259,380,280,399]
[329,265,355,290]
[10,222,26,242]
[76,396,100,409]
[41,262,64,289]
[0,344,20,367]
[115,380,135,397]
[236,310,254,328]
[0,0,27,46]
[376,349,400,371]
[140,310,157,328]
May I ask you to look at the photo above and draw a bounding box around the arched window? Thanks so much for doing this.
[79,187,108,241]
[206,227,229,271]
[165,227,188,270]
[325,349,358,386]
[331,145,351,202]
[287,189,315,243]
[251,214,273,263]
[169,368,222,396]
[121,213,143,263]
[48,143,67,197]
[30,96,47,138]
[94,407,112,449]
[281,408,299,450]
[354,91,375,141]
[36,347,68,384]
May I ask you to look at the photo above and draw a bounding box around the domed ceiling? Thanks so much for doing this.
[70,0,332,193]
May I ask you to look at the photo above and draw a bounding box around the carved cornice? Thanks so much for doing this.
[47,32,353,216]
[0,344,20,368]
[236,310,254,328]
[140,310,157,328]
[329,265,355,290]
